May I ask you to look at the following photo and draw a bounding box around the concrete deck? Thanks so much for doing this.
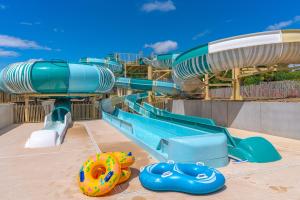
[0,120,299,200]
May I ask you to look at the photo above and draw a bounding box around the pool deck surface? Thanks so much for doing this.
[0,120,299,200]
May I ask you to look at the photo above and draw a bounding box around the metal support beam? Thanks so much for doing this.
[155,71,171,81]
[147,65,154,103]
[209,83,232,87]
[116,88,122,97]
[124,63,127,78]
[204,74,211,100]
[230,67,243,100]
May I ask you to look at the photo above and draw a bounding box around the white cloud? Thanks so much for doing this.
[0,34,51,50]
[53,28,64,33]
[141,0,175,12]
[20,22,33,26]
[0,4,6,10]
[266,20,293,30]
[266,16,300,30]
[145,40,178,54]
[20,22,41,26]
[0,48,19,57]
[192,30,210,40]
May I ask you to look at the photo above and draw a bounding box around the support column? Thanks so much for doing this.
[123,63,131,96]
[204,74,211,100]
[147,65,154,103]
[230,67,243,100]
[117,88,122,97]
[24,95,29,122]
[90,97,96,119]
[124,63,127,78]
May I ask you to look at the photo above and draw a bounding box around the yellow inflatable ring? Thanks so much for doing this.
[78,153,121,197]
[118,167,131,184]
[110,152,135,168]
[109,152,134,184]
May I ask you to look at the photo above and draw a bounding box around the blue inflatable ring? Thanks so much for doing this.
[139,162,225,194]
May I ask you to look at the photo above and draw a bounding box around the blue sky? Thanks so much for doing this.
[0,0,299,67]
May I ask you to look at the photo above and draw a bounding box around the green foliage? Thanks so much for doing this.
[242,75,262,85]
[209,70,232,86]
[241,70,300,85]
[273,70,300,81]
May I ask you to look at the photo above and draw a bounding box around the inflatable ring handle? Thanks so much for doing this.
[161,171,173,178]
[196,161,205,166]
[167,160,175,164]
[196,173,208,179]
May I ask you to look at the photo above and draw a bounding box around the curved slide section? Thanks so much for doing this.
[0,60,115,94]
[172,30,300,80]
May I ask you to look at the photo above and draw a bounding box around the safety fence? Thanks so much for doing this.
[0,92,23,103]
[13,102,100,123]
[13,104,52,123]
[115,53,143,65]
[71,102,100,121]
[210,80,300,99]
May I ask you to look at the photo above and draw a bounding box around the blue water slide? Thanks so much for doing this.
[102,90,281,163]
[115,77,180,95]
[103,109,228,168]
[102,93,229,167]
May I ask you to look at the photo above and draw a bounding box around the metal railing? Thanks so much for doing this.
[114,53,143,65]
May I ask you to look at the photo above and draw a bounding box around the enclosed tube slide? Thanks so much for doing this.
[172,30,300,80]
[0,60,115,94]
